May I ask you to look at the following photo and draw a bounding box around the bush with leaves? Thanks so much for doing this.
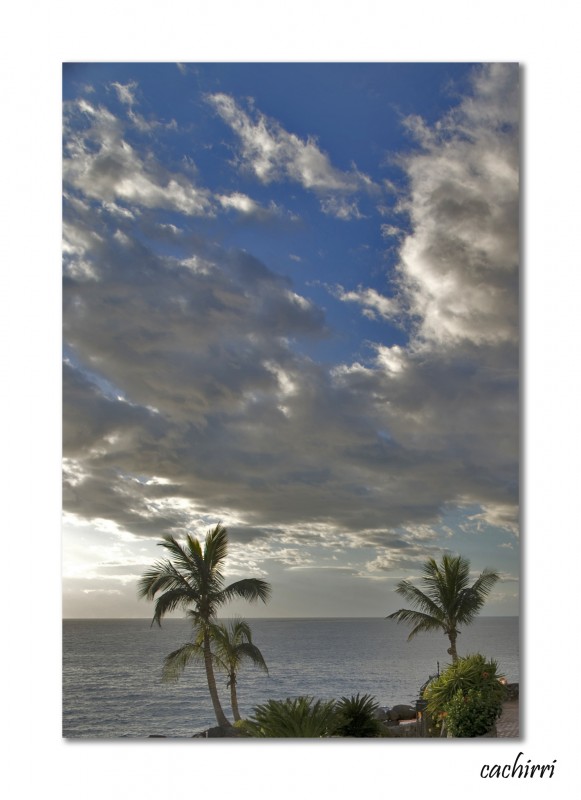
[244,696,338,738]
[334,693,382,737]
[232,718,253,737]
[424,654,506,737]
[444,688,503,737]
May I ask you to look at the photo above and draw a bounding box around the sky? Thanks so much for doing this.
[62,62,519,618]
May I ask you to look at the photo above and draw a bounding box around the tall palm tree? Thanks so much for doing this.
[138,523,271,728]
[210,618,269,722]
[386,554,499,662]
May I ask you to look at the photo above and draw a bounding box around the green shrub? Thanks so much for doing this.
[244,696,338,738]
[232,718,253,737]
[334,693,382,737]
[424,654,506,737]
[444,688,503,737]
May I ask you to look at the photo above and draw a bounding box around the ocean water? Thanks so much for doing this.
[62,617,519,738]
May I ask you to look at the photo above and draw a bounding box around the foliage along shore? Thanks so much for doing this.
[147,683,519,739]
[139,527,509,739]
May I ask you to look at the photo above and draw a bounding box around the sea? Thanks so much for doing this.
[62,616,519,738]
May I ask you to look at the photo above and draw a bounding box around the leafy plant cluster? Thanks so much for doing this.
[334,692,383,737]
[444,688,503,737]
[423,654,506,737]
[238,693,383,738]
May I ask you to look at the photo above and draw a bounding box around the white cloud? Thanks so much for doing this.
[373,344,406,373]
[380,223,403,238]
[394,63,519,349]
[218,192,262,214]
[335,285,398,320]
[463,501,519,537]
[328,67,519,543]
[113,229,131,246]
[101,200,137,219]
[217,191,288,222]
[112,81,138,106]
[207,93,376,210]
[63,99,214,216]
[320,196,364,220]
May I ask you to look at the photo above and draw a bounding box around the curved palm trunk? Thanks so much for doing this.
[229,672,241,722]
[203,632,232,728]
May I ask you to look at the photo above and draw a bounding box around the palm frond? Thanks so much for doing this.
[202,624,231,672]
[162,642,204,683]
[210,618,252,647]
[453,569,500,623]
[180,534,205,581]
[221,578,272,605]
[137,561,192,599]
[185,609,206,632]
[421,555,470,609]
[392,581,444,619]
[234,642,269,674]
[387,608,445,639]
[229,618,253,641]
[207,618,269,675]
[443,555,470,605]
[136,561,176,599]
[151,588,195,626]
[203,524,229,575]
[157,535,199,574]
[185,534,203,561]
[470,568,500,599]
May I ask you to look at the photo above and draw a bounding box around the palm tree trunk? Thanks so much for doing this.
[229,673,241,722]
[447,630,458,663]
[203,632,231,728]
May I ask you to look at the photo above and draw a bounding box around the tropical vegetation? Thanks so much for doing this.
[334,693,382,738]
[209,618,269,721]
[243,696,338,738]
[239,693,385,738]
[423,653,506,737]
[138,523,271,728]
[386,554,500,662]
[139,539,509,738]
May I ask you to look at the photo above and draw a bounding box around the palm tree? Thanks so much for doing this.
[138,523,271,728]
[210,618,269,722]
[386,554,499,662]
